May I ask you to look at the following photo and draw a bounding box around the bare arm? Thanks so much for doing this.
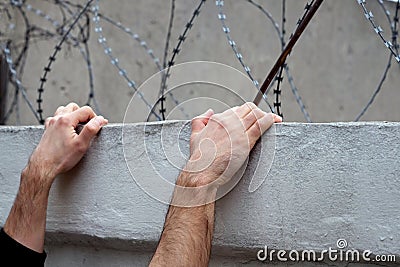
[150,103,282,267]
[3,103,108,253]
[150,171,217,266]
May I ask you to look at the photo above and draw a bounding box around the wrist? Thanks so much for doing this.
[176,171,205,188]
[180,164,219,188]
[172,171,218,207]
[22,157,55,191]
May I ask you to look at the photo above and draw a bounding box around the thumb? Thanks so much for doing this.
[272,114,283,123]
[191,109,214,134]
[79,116,108,145]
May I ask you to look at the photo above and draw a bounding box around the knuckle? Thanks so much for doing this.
[56,115,71,126]
[81,105,94,114]
[213,116,225,128]
[86,123,99,134]
[55,106,65,114]
[245,102,257,110]
[75,141,88,153]
[220,116,230,126]
[191,117,199,125]
[231,106,239,111]
[67,102,79,109]
[45,117,54,126]
[264,113,274,123]
[209,114,219,121]
[254,120,263,131]
[253,109,264,118]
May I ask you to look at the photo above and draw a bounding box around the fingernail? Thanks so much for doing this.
[96,116,105,126]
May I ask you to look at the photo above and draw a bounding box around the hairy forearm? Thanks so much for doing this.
[4,162,53,253]
[150,171,217,267]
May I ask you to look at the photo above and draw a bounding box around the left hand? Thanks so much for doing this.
[27,103,108,185]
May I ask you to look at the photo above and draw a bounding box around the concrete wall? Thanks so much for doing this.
[5,0,400,124]
[0,122,399,266]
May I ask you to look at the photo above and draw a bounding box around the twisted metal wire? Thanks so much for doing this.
[24,3,101,113]
[3,1,87,122]
[163,0,176,70]
[159,0,207,120]
[215,0,275,113]
[2,45,40,123]
[355,0,399,121]
[92,0,161,120]
[60,0,177,118]
[58,0,164,70]
[357,0,400,63]
[1,0,399,125]
[36,0,95,124]
[245,0,312,121]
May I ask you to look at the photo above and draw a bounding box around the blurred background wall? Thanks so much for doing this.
[1,0,399,125]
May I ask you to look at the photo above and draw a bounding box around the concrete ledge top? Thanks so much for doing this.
[0,122,399,258]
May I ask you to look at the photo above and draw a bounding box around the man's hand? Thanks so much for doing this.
[185,102,282,187]
[150,103,281,267]
[30,103,108,184]
[4,103,107,253]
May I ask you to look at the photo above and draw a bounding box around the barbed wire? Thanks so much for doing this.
[1,2,59,122]
[163,0,176,70]
[357,0,400,63]
[1,45,40,123]
[267,0,317,118]
[23,3,101,114]
[231,0,312,121]
[158,0,206,120]
[150,0,193,121]
[92,0,161,121]
[61,0,188,121]
[151,0,193,121]
[59,0,163,71]
[216,0,274,113]
[274,0,287,118]
[36,0,95,124]
[355,0,399,121]
[0,0,399,125]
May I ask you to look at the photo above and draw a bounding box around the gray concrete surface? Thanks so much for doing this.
[5,0,400,125]
[0,122,399,266]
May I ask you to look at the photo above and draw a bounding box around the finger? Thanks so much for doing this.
[191,109,214,134]
[242,108,265,131]
[78,116,108,144]
[247,112,274,148]
[54,105,65,116]
[69,106,96,125]
[44,117,53,129]
[272,114,283,123]
[64,102,80,113]
[231,106,240,112]
[235,102,257,118]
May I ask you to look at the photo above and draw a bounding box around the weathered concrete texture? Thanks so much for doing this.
[44,245,387,267]
[0,122,399,266]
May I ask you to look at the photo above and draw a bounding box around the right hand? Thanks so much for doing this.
[185,102,282,187]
